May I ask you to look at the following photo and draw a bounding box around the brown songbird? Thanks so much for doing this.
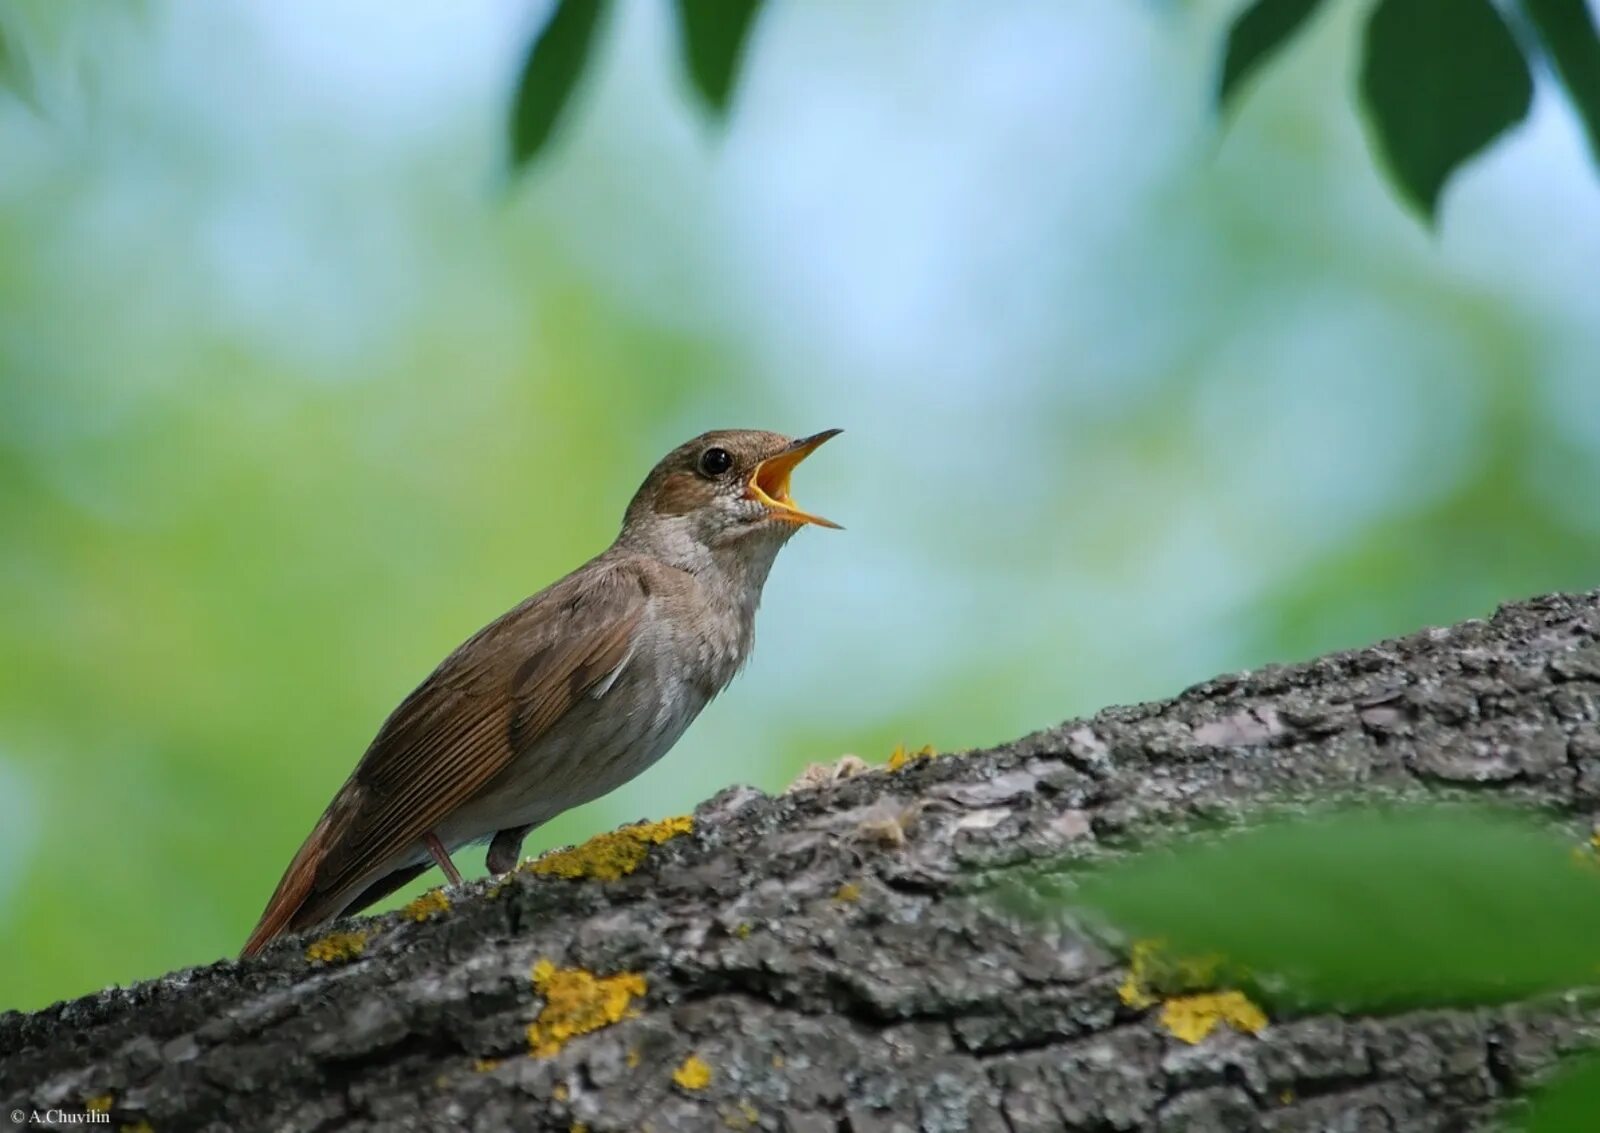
[242,428,840,956]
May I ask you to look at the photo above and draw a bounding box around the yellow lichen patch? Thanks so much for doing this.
[472,1058,500,1073]
[833,881,862,903]
[733,923,751,939]
[1117,939,1225,1009]
[771,1054,784,1069]
[572,1124,589,1133]
[553,1083,569,1102]
[1158,991,1268,1044]
[405,889,451,922]
[886,743,937,772]
[1573,832,1600,877]
[722,1100,760,1129]
[1117,939,1163,1008]
[626,1048,641,1069]
[120,1123,154,1133]
[305,929,369,964]
[86,1095,113,1113]
[527,959,647,1058]
[673,1054,712,1091]
[528,816,694,882]
[1117,972,1158,1010]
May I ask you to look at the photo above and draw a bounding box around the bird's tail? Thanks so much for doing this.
[241,816,332,958]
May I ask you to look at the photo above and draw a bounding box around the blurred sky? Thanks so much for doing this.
[2,0,1598,1011]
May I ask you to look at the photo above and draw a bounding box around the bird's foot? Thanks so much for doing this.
[486,824,534,875]
[423,831,465,887]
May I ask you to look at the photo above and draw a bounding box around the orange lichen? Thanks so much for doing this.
[404,889,451,922]
[833,882,862,903]
[305,929,369,964]
[673,1054,712,1091]
[527,959,647,1058]
[527,817,694,882]
[886,743,937,772]
[1159,991,1268,1044]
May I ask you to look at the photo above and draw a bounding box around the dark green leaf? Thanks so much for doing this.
[673,0,763,116]
[1065,806,1600,1008]
[1520,0,1600,166]
[508,0,609,175]
[1217,0,1328,112]
[1520,1052,1600,1133]
[1360,0,1534,223]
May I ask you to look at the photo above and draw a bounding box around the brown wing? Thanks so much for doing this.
[242,558,646,955]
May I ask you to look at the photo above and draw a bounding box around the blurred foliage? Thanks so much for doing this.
[508,0,1600,217]
[1359,0,1533,222]
[0,0,1597,1013]
[1043,805,1600,1009]
[671,0,763,115]
[1522,1053,1600,1133]
[511,0,764,172]
[1022,806,1600,1132]
[1225,0,1600,221]
[0,21,31,106]
[1217,0,1325,112]
[510,0,611,173]
[1523,0,1600,163]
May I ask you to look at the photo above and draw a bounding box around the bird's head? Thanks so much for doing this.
[620,428,842,566]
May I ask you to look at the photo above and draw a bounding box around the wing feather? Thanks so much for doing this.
[243,558,648,953]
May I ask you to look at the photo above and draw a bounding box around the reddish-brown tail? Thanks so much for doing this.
[241,817,332,957]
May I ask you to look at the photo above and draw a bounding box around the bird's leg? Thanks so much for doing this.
[423,832,464,887]
[486,824,534,875]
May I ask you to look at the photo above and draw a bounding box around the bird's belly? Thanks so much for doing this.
[440,669,710,845]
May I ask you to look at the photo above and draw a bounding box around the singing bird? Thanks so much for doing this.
[242,428,840,956]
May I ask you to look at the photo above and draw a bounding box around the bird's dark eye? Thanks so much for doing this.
[698,447,733,477]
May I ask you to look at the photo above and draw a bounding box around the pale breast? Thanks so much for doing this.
[445,581,751,839]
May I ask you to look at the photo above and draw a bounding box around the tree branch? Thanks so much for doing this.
[5,590,1600,1132]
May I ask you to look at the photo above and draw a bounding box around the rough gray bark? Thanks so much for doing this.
[6,590,1600,1133]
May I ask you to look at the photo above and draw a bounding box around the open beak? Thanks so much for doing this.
[746,428,843,529]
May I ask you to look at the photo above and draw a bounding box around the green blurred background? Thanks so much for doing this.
[2,0,1597,1012]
